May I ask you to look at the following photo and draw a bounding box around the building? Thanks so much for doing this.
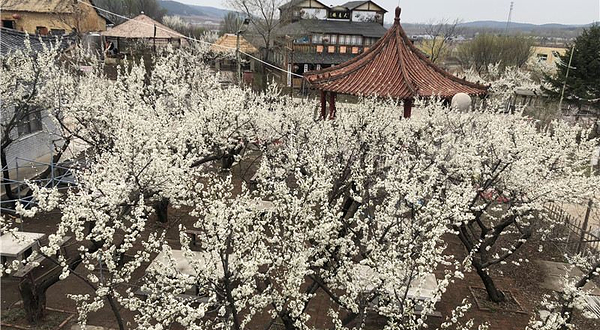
[0,0,108,35]
[304,7,489,118]
[210,34,259,85]
[531,46,567,70]
[270,0,388,88]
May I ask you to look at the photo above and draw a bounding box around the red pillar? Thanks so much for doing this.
[403,98,412,118]
[320,90,327,119]
[329,92,337,119]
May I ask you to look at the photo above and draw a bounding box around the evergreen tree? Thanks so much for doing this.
[543,25,600,112]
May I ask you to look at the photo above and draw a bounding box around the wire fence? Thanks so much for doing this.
[545,200,600,256]
[1,157,79,214]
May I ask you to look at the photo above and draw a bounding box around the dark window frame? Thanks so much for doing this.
[17,109,43,137]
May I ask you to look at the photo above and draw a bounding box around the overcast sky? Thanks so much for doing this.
[174,0,599,25]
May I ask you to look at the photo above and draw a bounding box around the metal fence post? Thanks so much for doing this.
[577,199,593,254]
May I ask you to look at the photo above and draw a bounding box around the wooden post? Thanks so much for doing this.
[320,90,327,119]
[403,98,412,118]
[329,92,336,119]
[153,24,156,54]
[577,199,593,254]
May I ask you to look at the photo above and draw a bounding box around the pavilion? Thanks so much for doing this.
[303,7,489,119]
[101,14,187,54]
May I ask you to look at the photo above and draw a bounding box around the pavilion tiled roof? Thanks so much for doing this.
[304,7,489,99]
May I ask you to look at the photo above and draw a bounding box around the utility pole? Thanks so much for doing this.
[505,2,514,33]
[236,18,251,86]
[236,31,242,84]
[558,44,576,112]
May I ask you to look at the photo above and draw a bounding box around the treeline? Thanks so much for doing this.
[454,34,534,74]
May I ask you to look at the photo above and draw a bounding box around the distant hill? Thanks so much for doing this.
[159,1,235,20]
[458,20,592,30]
[189,5,233,19]
[159,1,203,16]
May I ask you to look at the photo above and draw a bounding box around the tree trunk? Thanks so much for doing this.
[474,262,505,302]
[280,314,297,330]
[154,197,169,223]
[1,147,18,205]
[106,294,125,330]
[19,279,46,324]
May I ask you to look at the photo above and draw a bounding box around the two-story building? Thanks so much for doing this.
[270,0,388,88]
[0,0,108,35]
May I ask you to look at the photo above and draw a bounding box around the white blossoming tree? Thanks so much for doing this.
[1,42,598,330]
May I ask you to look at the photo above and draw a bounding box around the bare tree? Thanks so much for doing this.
[93,0,166,23]
[220,12,244,35]
[455,34,534,74]
[421,18,462,64]
[225,0,283,54]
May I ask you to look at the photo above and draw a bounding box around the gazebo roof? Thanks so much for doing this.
[304,7,488,99]
[101,14,185,39]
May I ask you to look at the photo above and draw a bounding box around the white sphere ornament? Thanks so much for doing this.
[451,93,472,112]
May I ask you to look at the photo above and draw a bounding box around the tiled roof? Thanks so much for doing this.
[303,7,489,99]
[276,19,387,38]
[279,0,328,10]
[340,1,388,12]
[0,28,75,56]
[340,1,367,10]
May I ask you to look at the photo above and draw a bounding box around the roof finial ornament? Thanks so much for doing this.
[394,7,401,22]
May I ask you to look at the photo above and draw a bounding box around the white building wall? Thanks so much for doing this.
[4,110,63,180]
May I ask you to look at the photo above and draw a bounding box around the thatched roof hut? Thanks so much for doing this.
[101,14,187,51]
[210,34,258,54]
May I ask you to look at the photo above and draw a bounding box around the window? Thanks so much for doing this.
[18,110,43,137]
[363,47,370,52]
[316,45,324,53]
[339,46,347,53]
[328,46,335,53]
[350,36,363,45]
[339,35,347,45]
[316,64,321,70]
[2,20,15,29]
[330,35,337,44]
[50,29,66,36]
[536,53,548,62]
[35,26,48,35]
[352,47,359,54]
[364,37,376,46]
[312,34,323,44]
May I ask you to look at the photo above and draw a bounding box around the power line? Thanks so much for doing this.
[78,1,305,78]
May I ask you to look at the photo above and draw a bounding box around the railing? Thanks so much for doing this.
[545,201,600,255]
[1,157,79,214]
